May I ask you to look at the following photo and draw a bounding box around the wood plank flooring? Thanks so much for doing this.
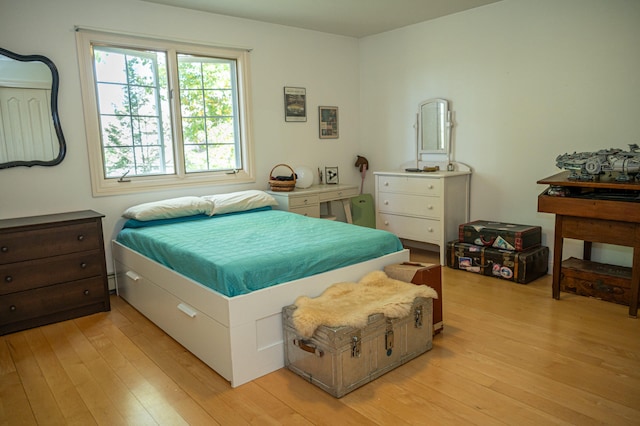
[2,249,639,425]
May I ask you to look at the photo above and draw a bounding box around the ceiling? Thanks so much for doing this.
[140,0,502,38]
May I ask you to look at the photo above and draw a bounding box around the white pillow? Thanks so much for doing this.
[122,196,214,221]
[202,190,278,215]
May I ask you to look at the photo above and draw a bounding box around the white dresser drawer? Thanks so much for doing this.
[290,205,320,218]
[377,193,442,218]
[289,194,319,208]
[377,213,441,245]
[377,175,442,196]
[318,187,358,202]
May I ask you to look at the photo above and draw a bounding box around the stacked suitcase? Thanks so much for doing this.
[447,220,549,284]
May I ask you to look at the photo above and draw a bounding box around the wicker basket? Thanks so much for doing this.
[269,164,296,192]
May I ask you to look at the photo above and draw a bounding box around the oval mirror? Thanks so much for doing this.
[0,47,66,169]
[418,98,450,154]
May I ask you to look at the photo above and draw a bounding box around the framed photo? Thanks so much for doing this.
[284,87,306,122]
[319,106,338,139]
[325,166,339,184]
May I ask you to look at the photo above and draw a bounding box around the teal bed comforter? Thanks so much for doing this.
[116,209,403,297]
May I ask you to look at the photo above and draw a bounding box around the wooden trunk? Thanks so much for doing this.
[561,257,634,306]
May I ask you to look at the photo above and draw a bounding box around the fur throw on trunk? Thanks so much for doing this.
[292,270,438,338]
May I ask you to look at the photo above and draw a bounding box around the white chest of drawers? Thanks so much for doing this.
[375,171,471,264]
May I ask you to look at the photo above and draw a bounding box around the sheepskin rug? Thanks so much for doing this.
[292,270,438,338]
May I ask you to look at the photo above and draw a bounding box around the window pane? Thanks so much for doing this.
[178,53,240,173]
[93,46,173,178]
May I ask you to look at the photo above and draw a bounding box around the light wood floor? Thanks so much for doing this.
[2,249,639,425]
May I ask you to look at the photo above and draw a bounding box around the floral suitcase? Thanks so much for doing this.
[282,297,433,398]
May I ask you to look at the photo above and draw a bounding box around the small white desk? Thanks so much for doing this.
[267,184,359,222]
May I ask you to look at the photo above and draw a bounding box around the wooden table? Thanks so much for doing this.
[537,172,640,317]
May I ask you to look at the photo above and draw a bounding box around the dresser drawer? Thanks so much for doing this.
[289,194,319,208]
[377,213,441,245]
[377,176,442,196]
[0,276,106,326]
[0,222,101,263]
[290,205,321,218]
[377,193,442,218]
[0,250,104,295]
[318,187,358,202]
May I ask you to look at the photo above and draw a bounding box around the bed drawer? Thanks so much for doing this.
[115,261,233,381]
[377,193,442,218]
[377,213,441,245]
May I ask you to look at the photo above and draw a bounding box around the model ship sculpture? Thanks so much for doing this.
[555,143,640,182]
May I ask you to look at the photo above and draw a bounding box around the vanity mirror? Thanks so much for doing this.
[0,47,66,169]
[418,98,451,156]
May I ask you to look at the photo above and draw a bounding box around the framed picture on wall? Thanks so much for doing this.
[325,166,339,184]
[319,106,338,139]
[284,87,306,122]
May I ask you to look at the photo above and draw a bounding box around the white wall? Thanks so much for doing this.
[1,0,638,271]
[360,0,640,266]
[0,0,361,270]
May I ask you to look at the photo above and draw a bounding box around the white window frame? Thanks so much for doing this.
[76,29,255,196]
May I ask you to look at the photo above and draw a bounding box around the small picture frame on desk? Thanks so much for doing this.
[325,166,339,184]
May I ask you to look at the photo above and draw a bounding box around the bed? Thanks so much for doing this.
[112,191,410,387]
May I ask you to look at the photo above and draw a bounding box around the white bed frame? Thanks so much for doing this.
[112,240,410,387]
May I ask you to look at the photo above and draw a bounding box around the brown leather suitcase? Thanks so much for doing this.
[447,241,548,284]
[459,220,542,251]
[384,262,443,334]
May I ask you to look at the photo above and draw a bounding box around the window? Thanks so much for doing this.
[76,30,254,195]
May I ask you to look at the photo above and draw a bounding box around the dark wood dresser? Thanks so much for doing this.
[0,210,110,334]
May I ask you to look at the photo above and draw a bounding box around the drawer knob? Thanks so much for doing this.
[384,220,389,225]
[428,185,434,189]
[0,246,7,253]
[384,182,389,186]
[80,262,87,269]
[428,227,434,232]
[4,275,12,283]
[384,200,389,205]
[77,234,85,241]
[428,205,433,210]
[10,305,16,312]
[84,289,90,296]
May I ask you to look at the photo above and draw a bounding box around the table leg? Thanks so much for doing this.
[552,215,564,300]
[341,198,353,224]
[630,246,640,318]
[583,241,592,261]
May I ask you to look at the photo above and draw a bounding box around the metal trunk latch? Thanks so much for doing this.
[351,333,361,358]
[385,321,394,356]
[414,306,423,328]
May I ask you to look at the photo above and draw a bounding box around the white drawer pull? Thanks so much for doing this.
[384,200,389,205]
[384,182,389,186]
[428,185,434,189]
[126,271,141,282]
[177,303,197,318]
[384,220,389,225]
[428,205,433,210]
[427,227,434,232]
